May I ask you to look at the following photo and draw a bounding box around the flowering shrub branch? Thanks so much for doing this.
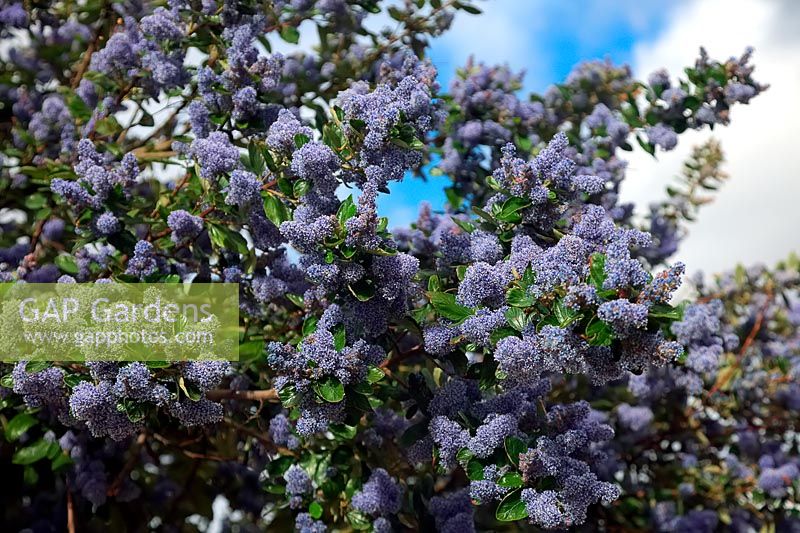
[0,1,793,532]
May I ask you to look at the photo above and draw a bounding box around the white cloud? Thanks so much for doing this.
[621,0,800,275]
[429,1,550,88]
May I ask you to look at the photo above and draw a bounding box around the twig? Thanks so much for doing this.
[67,484,76,533]
[206,388,279,402]
[107,432,147,497]
[707,289,772,396]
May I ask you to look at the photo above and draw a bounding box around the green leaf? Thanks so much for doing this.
[293,179,310,198]
[506,287,534,308]
[495,489,529,522]
[313,376,345,403]
[466,459,484,480]
[496,472,523,488]
[23,465,39,485]
[0,373,14,389]
[348,279,375,302]
[294,133,310,149]
[451,217,475,233]
[347,510,372,531]
[333,325,346,351]
[399,421,429,447]
[585,319,614,346]
[636,135,656,156]
[589,253,607,289]
[263,193,291,226]
[24,361,51,374]
[496,196,531,223]
[248,142,265,176]
[553,299,580,327]
[456,447,474,463]
[471,206,495,223]
[329,423,358,440]
[505,436,527,466]
[490,326,518,345]
[24,193,47,210]
[445,187,463,210]
[208,224,249,254]
[54,255,79,275]
[12,438,52,465]
[649,303,685,320]
[238,340,264,363]
[428,292,474,323]
[51,452,73,472]
[178,377,202,401]
[278,384,300,407]
[286,293,305,309]
[337,195,357,225]
[366,365,385,384]
[303,316,319,337]
[308,501,323,520]
[5,413,38,442]
[279,26,300,44]
[505,307,528,332]
[455,2,482,14]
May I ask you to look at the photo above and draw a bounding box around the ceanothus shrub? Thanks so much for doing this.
[0,1,791,531]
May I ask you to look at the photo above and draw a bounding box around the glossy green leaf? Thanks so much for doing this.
[313,376,345,403]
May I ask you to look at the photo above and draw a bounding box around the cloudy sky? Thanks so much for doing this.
[380,0,800,277]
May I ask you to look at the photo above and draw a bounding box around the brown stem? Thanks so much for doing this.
[66,483,76,533]
[707,288,772,396]
[206,388,279,402]
[71,5,109,89]
[107,432,147,497]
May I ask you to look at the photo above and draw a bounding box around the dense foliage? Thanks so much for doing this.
[0,1,794,531]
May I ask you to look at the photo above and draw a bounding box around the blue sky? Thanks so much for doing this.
[377,0,800,276]
[378,1,682,229]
